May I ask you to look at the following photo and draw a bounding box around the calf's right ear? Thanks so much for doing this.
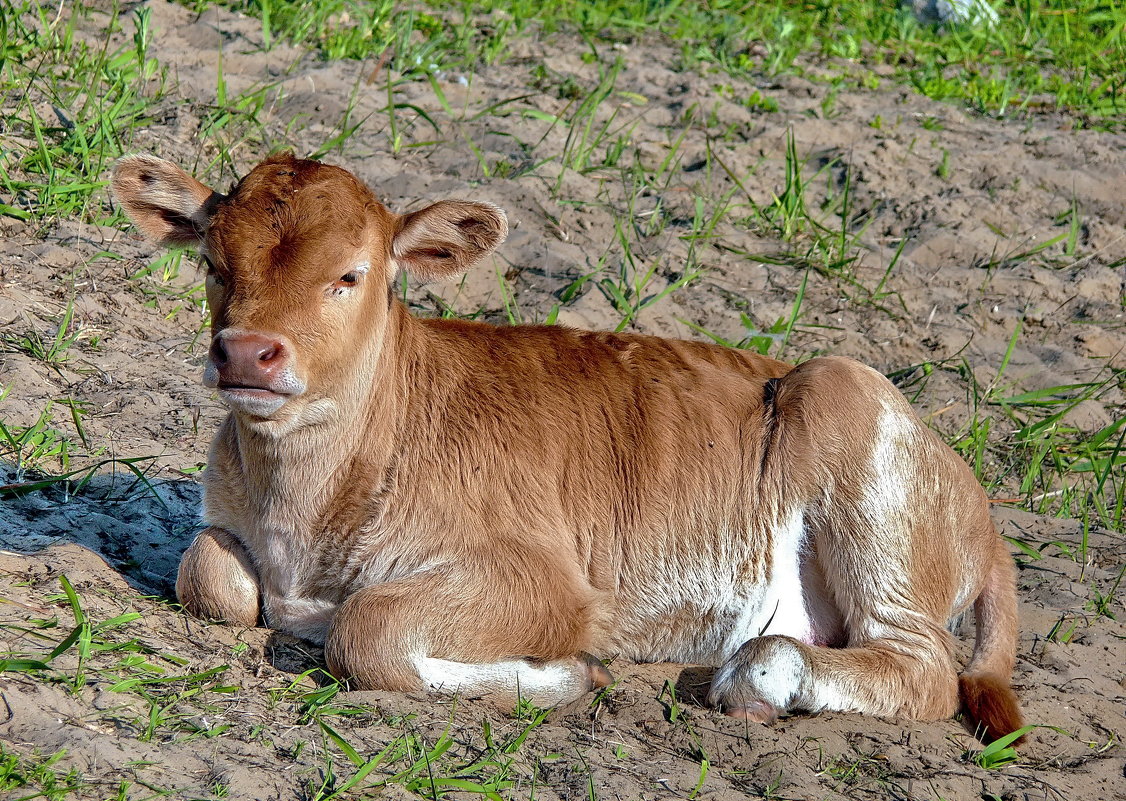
[111,155,223,247]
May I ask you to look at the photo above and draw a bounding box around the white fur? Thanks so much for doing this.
[863,402,913,524]
[617,508,821,665]
[416,657,580,706]
[721,507,811,659]
[854,402,918,643]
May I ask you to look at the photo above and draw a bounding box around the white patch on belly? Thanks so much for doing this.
[721,506,812,659]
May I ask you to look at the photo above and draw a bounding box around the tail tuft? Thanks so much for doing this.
[959,673,1025,744]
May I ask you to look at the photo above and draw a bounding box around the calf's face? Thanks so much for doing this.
[112,153,507,425]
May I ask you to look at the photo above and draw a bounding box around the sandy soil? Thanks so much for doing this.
[1,2,1123,799]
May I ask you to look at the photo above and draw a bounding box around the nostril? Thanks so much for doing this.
[210,338,229,366]
[215,333,289,375]
[258,341,285,364]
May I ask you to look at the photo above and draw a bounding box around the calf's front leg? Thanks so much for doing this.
[175,526,260,626]
[325,565,612,707]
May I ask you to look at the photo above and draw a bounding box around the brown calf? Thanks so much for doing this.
[111,152,1022,741]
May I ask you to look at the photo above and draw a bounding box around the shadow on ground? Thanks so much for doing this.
[0,463,200,595]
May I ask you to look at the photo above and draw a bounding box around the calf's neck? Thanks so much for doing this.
[112,152,1023,741]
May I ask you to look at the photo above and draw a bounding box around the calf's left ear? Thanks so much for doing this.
[392,200,508,280]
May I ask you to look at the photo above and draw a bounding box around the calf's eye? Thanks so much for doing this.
[330,272,361,294]
[203,257,225,286]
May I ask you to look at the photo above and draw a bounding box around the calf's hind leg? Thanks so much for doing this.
[709,354,965,723]
[708,630,959,723]
[325,567,612,707]
[707,519,960,722]
[176,527,260,626]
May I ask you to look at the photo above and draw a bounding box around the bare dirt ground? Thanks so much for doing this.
[1,2,1124,799]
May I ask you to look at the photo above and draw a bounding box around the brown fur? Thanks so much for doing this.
[174,527,259,626]
[959,674,1026,744]
[111,152,1024,738]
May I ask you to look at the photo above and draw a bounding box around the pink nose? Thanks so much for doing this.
[210,332,289,387]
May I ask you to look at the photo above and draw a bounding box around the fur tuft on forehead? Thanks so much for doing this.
[226,152,369,201]
[208,153,389,276]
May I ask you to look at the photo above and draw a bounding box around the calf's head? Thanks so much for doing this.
[112,153,507,424]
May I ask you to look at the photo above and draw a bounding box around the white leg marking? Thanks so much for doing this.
[416,657,581,706]
[854,402,930,644]
[863,401,913,526]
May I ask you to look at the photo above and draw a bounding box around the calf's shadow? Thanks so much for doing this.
[2,462,331,680]
[1,462,200,596]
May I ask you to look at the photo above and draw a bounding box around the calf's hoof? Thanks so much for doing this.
[723,699,781,724]
[707,635,811,722]
[579,652,615,689]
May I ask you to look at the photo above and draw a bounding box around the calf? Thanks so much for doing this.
[111,152,1022,740]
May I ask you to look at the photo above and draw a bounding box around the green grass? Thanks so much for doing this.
[0,574,575,799]
[309,718,527,801]
[0,746,87,801]
[955,339,1124,531]
[265,667,556,800]
[890,349,1125,532]
[0,2,164,225]
[0,391,166,499]
[966,724,1041,769]
[1,576,240,743]
[0,400,82,479]
[2,575,163,691]
[0,299,85,370]
[2,0,1120,226]
[188,0,1124,129]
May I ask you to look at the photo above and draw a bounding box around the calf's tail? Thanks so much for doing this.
[958,540,1025,743]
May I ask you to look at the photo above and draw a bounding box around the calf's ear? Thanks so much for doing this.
[111,155,223,247]
[392,200,508,280]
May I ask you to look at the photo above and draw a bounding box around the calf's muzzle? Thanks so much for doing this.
[203,329,306,417]
[210,331,289,388]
